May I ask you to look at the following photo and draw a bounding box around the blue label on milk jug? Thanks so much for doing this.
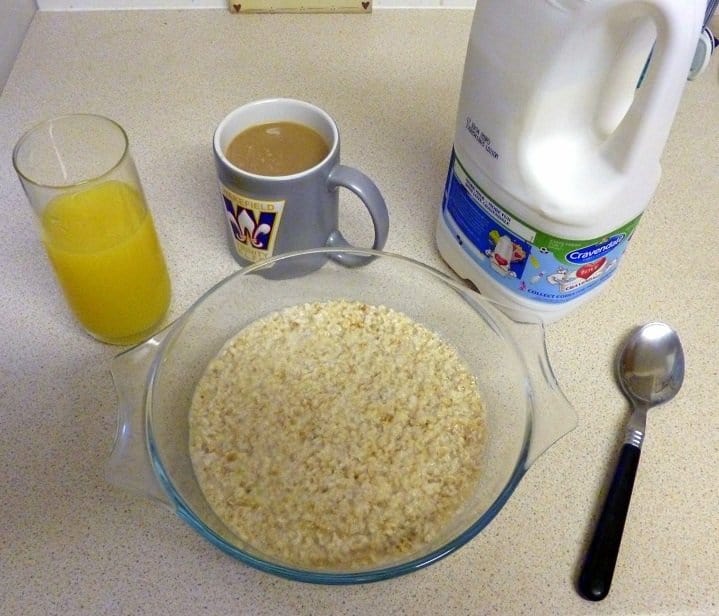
[441,151,641,304]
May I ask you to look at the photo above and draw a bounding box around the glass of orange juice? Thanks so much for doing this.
[13,114,171,345]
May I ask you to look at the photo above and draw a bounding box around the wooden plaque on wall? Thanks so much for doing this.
[229,0,371,12]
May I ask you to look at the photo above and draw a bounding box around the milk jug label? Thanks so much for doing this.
[441,152,641,304]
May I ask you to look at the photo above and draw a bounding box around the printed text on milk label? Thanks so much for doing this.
[465,117,499,160]
[441,151,641,304]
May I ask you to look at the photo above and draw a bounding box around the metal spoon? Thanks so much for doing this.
[577,322,685,601]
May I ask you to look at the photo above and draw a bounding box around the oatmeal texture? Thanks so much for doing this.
[189,300,486,569]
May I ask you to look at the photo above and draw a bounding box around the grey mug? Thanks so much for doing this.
[213,98,389,273]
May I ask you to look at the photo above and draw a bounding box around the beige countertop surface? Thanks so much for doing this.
[2,9,718,616]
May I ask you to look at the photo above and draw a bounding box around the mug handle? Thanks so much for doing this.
[326,164,390,266]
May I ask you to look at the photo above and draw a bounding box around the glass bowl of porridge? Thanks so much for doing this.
[107,247,576,584]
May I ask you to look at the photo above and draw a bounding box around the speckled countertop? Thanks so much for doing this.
[1,9,718,615]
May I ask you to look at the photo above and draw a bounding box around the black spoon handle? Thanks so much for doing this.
[577,443,641,601]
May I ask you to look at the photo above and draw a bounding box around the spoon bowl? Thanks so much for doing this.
[578,322,685,601]
[618,322,685,408]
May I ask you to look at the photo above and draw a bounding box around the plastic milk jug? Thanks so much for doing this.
[437,0,706,322]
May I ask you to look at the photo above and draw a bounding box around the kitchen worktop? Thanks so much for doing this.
[2,9,718,615]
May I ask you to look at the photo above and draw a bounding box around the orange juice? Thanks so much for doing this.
[41,180,171,344]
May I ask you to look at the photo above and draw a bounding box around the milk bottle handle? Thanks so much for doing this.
[604,0,703,172]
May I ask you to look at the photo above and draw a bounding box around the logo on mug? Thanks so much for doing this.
[221,186,285,263]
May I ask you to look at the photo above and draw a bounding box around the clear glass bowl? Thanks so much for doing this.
[108,248,575,584]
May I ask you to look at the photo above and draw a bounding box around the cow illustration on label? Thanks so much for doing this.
[485,230,527,277]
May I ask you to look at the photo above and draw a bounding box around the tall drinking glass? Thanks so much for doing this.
[13,114,171,345]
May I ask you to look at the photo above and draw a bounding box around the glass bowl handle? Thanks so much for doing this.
[518,321,577,468]
[106,331,173,510]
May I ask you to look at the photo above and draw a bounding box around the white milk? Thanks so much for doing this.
[437,0,705,322]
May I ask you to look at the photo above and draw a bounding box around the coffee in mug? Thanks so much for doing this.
[213,98,389,270]
[225,121,330,176]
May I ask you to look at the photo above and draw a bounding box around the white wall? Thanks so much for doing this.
[39,0,225,7]
[36,0,719,11]
[0,0,37,93]
[37,0,475,8]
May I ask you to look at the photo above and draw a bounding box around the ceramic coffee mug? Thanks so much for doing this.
[213,98,389,272]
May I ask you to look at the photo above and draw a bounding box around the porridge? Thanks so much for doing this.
[188,300,486,569]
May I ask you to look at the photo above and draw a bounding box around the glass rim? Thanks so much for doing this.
[12,113,130,190]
